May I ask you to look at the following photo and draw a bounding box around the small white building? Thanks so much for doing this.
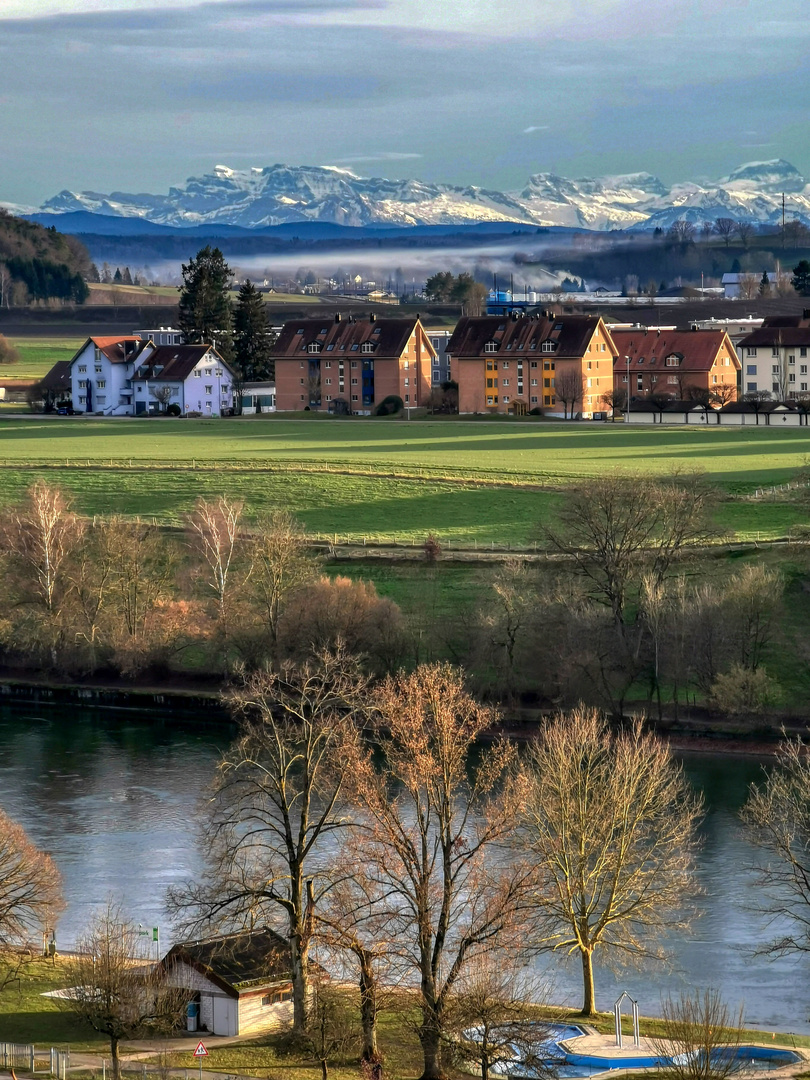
[132,344,236,416]
[162,929,295,1038]
[240,381,276,414]
[69,336,155,415]
[132,326,184,346]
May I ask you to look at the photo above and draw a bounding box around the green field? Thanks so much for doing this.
[0,418,808,543]
[0,337,84,381]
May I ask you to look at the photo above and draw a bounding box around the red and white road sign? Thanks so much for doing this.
[193,1042,208,1058]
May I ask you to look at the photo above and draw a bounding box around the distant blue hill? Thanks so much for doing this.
[24,211,550,241]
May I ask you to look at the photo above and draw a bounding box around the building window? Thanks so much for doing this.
[78,365,87,373]
[802,365,808,375]
[307,342,321,353]
[541,342,555,353]
[746,365,757,375]
[351,343,359,351]
[789,356,796,365]
[484,342,498,354]
[95,366,103,374]
[772,347,780,357]
[802,383,808,391]
[502,379,509,387]
[502,361,509,369]
[668,376,678,384]
[531,395,538,403]
[97,379,106,388]
[362,342,374,353]
[666,355,680,367]
[773,365,780,373]
[194,370,201,377]
[773,383,780,394]
[746,382,757,392]
[503,395,509,402]
[96,395,106,404]
[352,394,359,401]
[801,347,808,358]
[205,385,212,394]
[324,361,331,369]
[215,368,223,376]
[78,395,86,404]
[325,378,331,385]
[531,378,538,386]
[790,374,796,383]
[351,378,358,385]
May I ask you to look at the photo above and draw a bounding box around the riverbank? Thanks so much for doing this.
[1,669,804,753]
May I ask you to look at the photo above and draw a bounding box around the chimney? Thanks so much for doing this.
[803,309,810,320]
[334,313,341,323]
[369,313,376,322]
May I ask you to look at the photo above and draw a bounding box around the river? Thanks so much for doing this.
[0,699,807,1033]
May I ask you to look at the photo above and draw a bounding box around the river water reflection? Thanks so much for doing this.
[0,700,807,1032]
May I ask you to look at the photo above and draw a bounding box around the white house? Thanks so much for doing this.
[131,344,236,416]
[69,336,155,415]
[131,326,183,346]
[721,272,781,299]
[240,381,276,414]
[162,929,295,1038]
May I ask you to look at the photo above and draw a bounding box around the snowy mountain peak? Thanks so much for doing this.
[35,160,810,231]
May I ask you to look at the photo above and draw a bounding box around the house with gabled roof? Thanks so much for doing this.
[131,344,236,416]
[736,312,810,399]
[611,327,739,408]
[162,928,295,1037]
[446,312,618,417]
[69,335,154,415]
[271,313,436,413]
[38,359,73,410]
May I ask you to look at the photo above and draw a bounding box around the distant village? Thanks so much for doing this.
[38,304,810,427]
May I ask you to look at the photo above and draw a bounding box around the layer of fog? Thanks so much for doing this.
[143,238,579,292]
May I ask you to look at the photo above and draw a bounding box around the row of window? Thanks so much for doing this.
[306,341,377,354]
[746,347,809,358]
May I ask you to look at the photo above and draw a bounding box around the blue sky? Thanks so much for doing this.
[1,0,809,206]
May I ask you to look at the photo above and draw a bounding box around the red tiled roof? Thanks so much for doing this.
[610,329,737,372]
[270,316,420,359]
[89,336,149,364]
[446,314,613,360]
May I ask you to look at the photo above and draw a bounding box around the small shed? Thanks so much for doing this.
[162,928,294,1037]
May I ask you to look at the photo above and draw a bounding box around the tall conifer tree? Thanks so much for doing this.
[233,279,273,382]
[178,246,234,362]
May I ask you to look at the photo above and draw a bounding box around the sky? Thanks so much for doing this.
[2,0,810,208]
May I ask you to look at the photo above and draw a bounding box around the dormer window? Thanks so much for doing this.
[361,342,375,353]
[637,357,644,365]
[373,326,381,334]
[318,328,327,335]
[541,341,555,353]
[307,342,321,353]
[296,328,304,335]
[484,341,499,354]
[665,354,681,367]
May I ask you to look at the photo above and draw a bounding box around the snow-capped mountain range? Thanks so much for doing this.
[32,159,810,232]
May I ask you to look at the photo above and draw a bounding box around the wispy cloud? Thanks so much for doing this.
[329,152,422,163]
[523,125,550,134]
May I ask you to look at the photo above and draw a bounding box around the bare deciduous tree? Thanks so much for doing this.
[713,218,737,247]
[0,807,62,948]
[149,385,174,412]
[710,383,737,407]
[188,496,249,664]
[60,901,186,1080]
[736,273,758,300]
[545,472,715,633]
[735,221,755,249]
[651,989,744,1080]
[247,510,319,668]
[302,978,361,1080]
[168,650,369,1034]
[517,706,702,1016]
[554,367,585,420]
[351,664,533,1080]
[741,735,810,955]
[445,956,552,1080]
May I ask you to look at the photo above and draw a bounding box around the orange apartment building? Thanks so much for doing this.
[271,314,435,413]
[611,327,740,402]
[446,313,618,417]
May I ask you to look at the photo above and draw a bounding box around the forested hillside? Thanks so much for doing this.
[0,211,91,305]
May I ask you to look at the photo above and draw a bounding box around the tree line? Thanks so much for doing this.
[0,210,92,306]
[2,660,810,1080]
[0,475,797,722]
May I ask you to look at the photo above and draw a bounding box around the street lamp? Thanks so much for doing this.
[625,355,631,423]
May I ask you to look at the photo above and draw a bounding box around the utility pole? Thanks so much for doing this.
[782,192,786,251]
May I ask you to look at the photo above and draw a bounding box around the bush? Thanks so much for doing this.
[0,334,21,365]
[165,403,181,416]
[710,664,778,716]
[375,394,404,416]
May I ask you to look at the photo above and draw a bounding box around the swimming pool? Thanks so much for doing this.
[490,1023,803,1078]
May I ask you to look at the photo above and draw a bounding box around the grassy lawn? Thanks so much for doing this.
[0,961,108,1051]
[0,418,808,543]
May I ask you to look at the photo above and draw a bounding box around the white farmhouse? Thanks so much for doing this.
[131,344,236,415]
[69,336,154,415]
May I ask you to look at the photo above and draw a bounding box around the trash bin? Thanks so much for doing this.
[186,1002,199,1032]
